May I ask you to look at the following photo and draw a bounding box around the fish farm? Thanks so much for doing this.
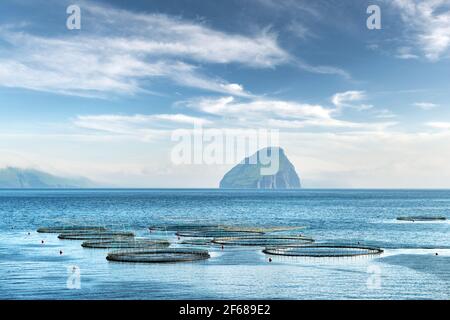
[81,238,170,249]
[57,231,135,240]
[149,224,304,234]
[180,238,213,245]
[396,216,447,222]
[263,244,384,257]
[212,235,314,246]
[35,223,386,265]
[149,224,221,232]
[106,248,211,263]
[37,226,107,233]
[176,230,264,238]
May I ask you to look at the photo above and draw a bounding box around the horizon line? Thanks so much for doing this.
[1,188,450,191]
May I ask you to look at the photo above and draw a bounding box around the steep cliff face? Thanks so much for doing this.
[219,147,301,189]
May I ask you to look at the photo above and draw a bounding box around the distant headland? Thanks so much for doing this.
[0,167,95,189]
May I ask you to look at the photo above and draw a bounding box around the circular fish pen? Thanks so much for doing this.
[263,244,383,257]
[149,224,221,232]
[106,248,210,263]
[176,230,264,238]
[180,238,213,245]
[397,216,447,222]
[212,235,314,246]
[222,226,305,233]
[58,231,135,240]
[81,238,170,249]
[37,226,107,233]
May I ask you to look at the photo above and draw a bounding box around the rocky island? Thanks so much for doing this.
[219,147,301,189]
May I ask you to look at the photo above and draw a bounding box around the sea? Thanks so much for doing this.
[0,189,449,299]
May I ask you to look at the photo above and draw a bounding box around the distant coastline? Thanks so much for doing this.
[0,167,96,189]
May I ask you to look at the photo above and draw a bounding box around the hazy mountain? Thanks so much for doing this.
[219,147,301,189]
[0,167,95,188]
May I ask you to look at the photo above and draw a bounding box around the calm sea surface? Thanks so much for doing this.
[0,189,449,299]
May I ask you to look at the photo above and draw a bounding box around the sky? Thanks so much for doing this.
[0,0,450,188]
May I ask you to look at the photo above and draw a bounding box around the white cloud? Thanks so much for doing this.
[0,3,289,97]
[390,0,450,61]
[252,0,320,17]
[188,96,333,119]
[283,130,450,188]
[396,46,419,59]
[70,91,396,139]
[0,1,353,97]
[84,4,289,68]
[219,83,245,95]
[184,95,394,130]
[152,114,211,125]
[413,102,439,110]
[74,113,211,138]
[426,121,450,129]
[267,118,395,130]
[296,61,351,79]
[286,20,312,40]
[331,91,368,110]
[374,109,397,119]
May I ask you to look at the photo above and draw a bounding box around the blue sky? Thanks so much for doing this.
[0,0,450,187]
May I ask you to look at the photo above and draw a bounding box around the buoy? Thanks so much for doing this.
[436,253,439,256]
